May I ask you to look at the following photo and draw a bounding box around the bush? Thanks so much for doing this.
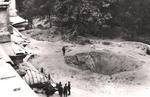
[102,41,112,45]
[78,39,92,45]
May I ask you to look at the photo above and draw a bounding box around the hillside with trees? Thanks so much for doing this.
[16,0,150,43]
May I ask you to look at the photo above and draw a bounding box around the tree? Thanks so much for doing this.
[54,0,114,39]
[112,0,150,40]
[17,0,56,28]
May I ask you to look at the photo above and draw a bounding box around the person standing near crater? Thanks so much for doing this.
[67,81,71,95]
[64,83,68,97]
[62,46,66,56]
[58,83,63,97]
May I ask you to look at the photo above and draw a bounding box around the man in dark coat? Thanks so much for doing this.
[62,46,66,56]
[64,83,68,97]
[40,67,44,73]
[58,84,63,97]
[67,81,71,95]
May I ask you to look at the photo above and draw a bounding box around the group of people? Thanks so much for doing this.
[56,81,71,97]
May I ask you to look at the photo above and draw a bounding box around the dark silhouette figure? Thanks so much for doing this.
[67,81,71,95]
[48,74,51,80]
[56,82,62,91]
[40,67,44,73]
[64,84,68,97]
[58,84,63,97]
[59,82,62,87]
[62,46,66,56]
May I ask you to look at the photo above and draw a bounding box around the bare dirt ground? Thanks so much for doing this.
[23,29,150,97]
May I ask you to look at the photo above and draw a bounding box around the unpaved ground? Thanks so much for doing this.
[23,30,150,97]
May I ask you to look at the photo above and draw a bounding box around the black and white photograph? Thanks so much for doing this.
[0,0,150,97]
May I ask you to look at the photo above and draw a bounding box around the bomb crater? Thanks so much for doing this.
[65,50,141,75]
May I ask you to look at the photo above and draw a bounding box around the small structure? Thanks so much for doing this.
[0,58,38,97]
[9,0,28,31]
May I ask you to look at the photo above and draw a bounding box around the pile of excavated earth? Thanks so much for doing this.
[22,29,150,97]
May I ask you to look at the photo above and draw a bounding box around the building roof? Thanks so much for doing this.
[10,16,27,25]
[0,2,9,9]
[0,42,27,57]
[0,58,38,97]
[0,44,13,63]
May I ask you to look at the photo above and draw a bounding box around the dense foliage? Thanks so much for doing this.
[112,0,150,40]
[16,0,150,41]
[53,0,114,40]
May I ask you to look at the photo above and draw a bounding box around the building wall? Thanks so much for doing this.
[0,3,10,43]
[0,8,9,32]
[9,0,17,16]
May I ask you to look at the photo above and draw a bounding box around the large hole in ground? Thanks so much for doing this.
[65,51,141,75]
